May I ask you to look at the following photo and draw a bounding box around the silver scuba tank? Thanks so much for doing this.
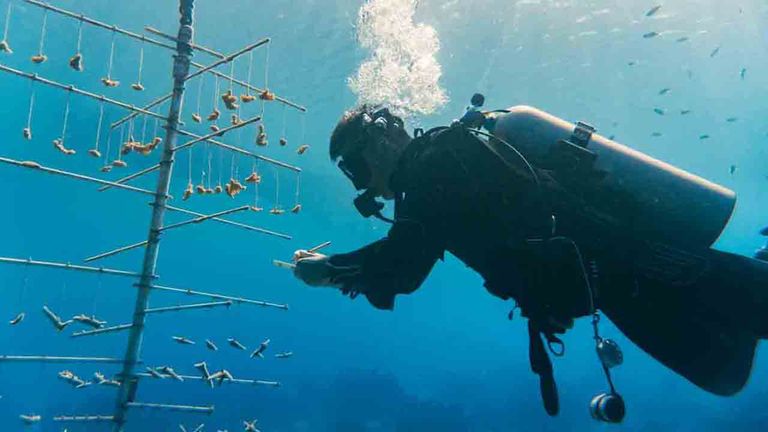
[486,105,735,250]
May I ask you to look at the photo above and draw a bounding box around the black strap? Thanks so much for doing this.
[528,320,560,416]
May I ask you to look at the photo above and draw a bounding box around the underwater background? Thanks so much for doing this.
[0,0,767,430]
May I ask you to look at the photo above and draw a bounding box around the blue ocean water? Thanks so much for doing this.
[0,0,767,431]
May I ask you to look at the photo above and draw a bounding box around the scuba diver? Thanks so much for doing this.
[291,94,768,422]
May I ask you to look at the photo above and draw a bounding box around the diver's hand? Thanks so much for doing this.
[293,253,337,287]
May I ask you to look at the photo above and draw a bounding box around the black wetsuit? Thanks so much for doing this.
[328,124,768,409]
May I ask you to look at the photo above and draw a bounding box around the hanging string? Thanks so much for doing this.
[75,19,84,53]
[195,75,204,115]
[106,30,117,78]
[153,117,159,139]
[60,91,72,141]
[217,146,223,187]
[260,43,271,118]
[274,168,280,208]
[212,75,220,110]
[188,140,193,183]
[253,160,260,208]
[127,116,135,142]
[25,81,36,131]
[228,59,235,91]
[93,101,105,151]
[136,38,145,85]
[2,2,12,43]
[103,125,113,165]
[300,111,307,145]
[281,104,287,140]
[294,172,301,207]
[207,144,212,189]
[37,9,48,56]
[229,153,235,179]
[244,51,254,97]
[140,114,149,143]
[117,123,125,161]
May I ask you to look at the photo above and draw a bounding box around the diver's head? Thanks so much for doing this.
[330,105,411,200]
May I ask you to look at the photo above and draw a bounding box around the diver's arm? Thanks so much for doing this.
[325,215,443,310]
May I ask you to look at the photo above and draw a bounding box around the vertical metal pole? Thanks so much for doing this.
[111,1,194,430]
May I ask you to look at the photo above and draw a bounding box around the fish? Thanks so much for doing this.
[653,108,665,115]
[730,165,737,175]
[627,60,638,66]
[726,117,738,122]
[275,351,294,359]
[244,420,260,432]
[680,109,692,115]
[686,69,694,79]
[9,312,24,325]
[658,87,671,95]
[227,337,247,350]
[250,339,271,359]
[205,339,218,351]
[645,5,662,17]
[699,134,710,140]
[740,67,747,79]
[643,31,660,39]
[172,336,195,345]
[20,414,41,424]
[651,132,663,137]
[676,36,689,42]
[710,46,720,57]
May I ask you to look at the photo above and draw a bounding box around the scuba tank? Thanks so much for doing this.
[484,105,736,250]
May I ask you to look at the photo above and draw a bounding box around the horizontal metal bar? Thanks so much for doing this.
[144,300,231,315]
[53,415,115,422]
[175,129,301,173]
[184,38,270,83]
[84,240,148,263]
[148,283,289,310]
[159,206,250,232]
[97,164,161,192]
[172,115,262,152]
[0,256,146,278]
[126,402,214,414]
[309,241,332,253]
[25,0,178,52]
[145,26,225,59]
[0,156,159,197]
[134,372,280,387]
[0,64,169,122]
[71,323,134,338]
[165,205,293,240]
[110,94,172,130]
[0,355,124,364]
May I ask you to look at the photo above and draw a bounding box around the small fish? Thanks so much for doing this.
[658,87,671,95]
[9,312,24,325]
[645,5,662,17]
[20,414,41,424]
[710,46,720,58]
[651,132,663,137]
[699,134,710,140]
[653,108,665,115]
[686,69,694,79]
[172,336,195,345]
[627,60,638,66]
[729,165,737,175]
[726,117,738,122]
[608,135,616,140]
[227,337,247,351]
[680,109,692,115]
[275,351,294,359]
[643,31,660,39]
[244,420,260,432]
[250,339,271,359]
[205,339,218,351]
[676,36,689,43]
[740,67,746,79]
